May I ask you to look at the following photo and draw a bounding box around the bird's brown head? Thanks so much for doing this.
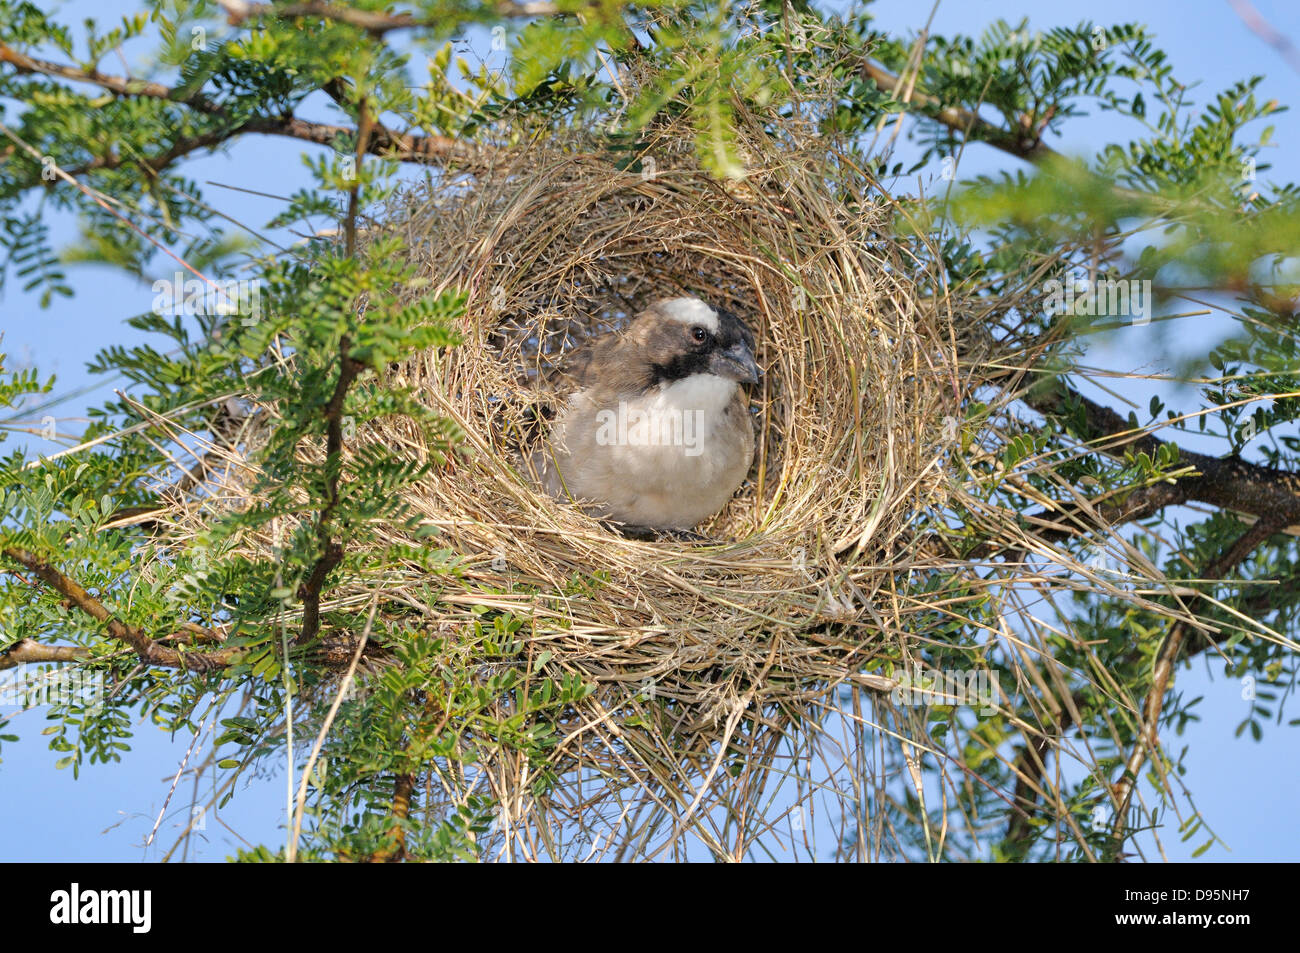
[628,297,761,386]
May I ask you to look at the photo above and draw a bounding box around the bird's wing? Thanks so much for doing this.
[541,333,632,404]
[551,340,598,391]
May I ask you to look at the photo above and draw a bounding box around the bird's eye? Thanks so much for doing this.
[691,326,707,343]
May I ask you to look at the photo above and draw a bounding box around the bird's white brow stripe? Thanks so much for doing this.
[660,297,719,333]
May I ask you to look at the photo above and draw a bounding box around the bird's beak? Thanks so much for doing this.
[710,340,761,384]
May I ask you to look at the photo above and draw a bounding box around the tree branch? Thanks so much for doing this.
[0,638,89,671]
[860,59,1055,164]
[295,96,372,647]
[3,545,389,676]
[999,374,1300,851]
[859,60,1198,213]
[948,373,1297,563]
[0,42,222,114]
[1,546,239,672]
[362,771,416,862]
[1025,381,1300,530]
[0,41,480,181]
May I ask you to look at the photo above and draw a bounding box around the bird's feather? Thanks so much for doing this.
[530,297,759,531]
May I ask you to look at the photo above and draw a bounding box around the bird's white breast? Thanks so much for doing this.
[640,372,737,444]
[539,373,754,529]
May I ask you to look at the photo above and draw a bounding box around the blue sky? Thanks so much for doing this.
[1,0,1298,861]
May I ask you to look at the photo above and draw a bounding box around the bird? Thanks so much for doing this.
[531,297,760,533]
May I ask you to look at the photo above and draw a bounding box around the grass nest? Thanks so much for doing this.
[386,131,959,666]
[189,106,1160,859]
[339,111,971,850]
